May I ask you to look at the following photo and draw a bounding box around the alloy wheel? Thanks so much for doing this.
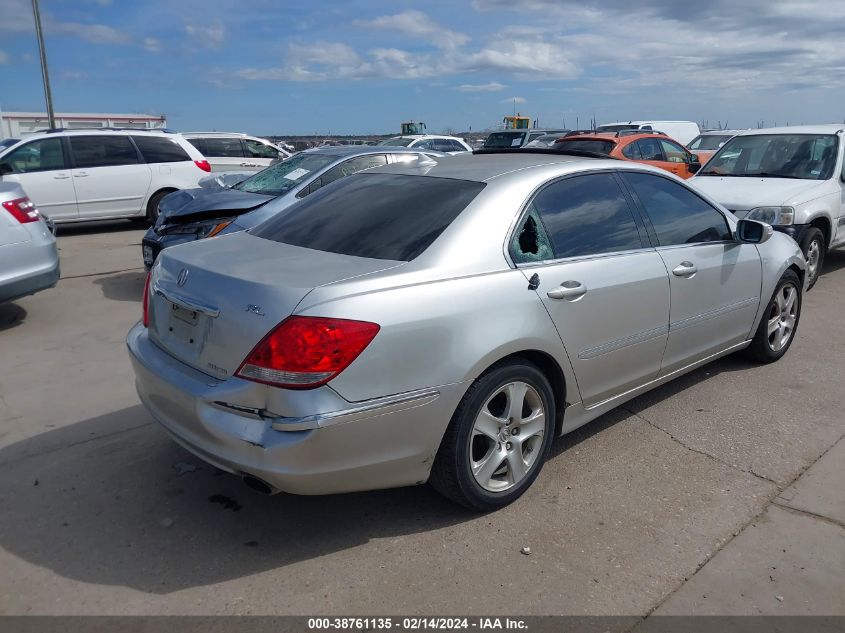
[469,381,546,492]
[805,239,821,284]
[767,282,799,352]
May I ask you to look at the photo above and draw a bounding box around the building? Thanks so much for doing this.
[0,111,167,137]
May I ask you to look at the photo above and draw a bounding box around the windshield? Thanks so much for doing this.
[688,134,733,151]
[554,139,616,155]
[484,132,527,148]
[377,137,414,147]
[597,124,637,133]
[233,153,337,195]
[700,134,839,180]
[252,173,486,261]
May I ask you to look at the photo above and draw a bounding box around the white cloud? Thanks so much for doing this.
[355,9,469,49]
[52,21,131,44]
[185,20,225,49]
[143,37,162,53]
[501,96,527,104]
[455,81,506,92]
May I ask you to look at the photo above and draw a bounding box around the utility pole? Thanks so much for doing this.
[32,0,55,129]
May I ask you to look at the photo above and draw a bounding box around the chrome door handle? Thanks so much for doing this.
[73,173,89,178]
[672,261,697,277]
[547,281,587,301]
[53,174,70,180]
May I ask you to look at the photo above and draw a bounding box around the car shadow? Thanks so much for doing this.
[93,271,146,302]
[0,302,27,332]
[0,351,756,595]
[819,248,845,279]
[55,219,148,237]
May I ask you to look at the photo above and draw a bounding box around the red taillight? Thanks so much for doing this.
[142,272,151,327]
[194,160,211,172]
[2,197,40,224]
[236,316,380,389]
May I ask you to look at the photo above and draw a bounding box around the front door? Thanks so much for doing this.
[621,171,762,374]
[510,172,670,408]
[68,135,152,218]
[0,137,78,221]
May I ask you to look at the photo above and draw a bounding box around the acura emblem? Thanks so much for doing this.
[177,268,189,287]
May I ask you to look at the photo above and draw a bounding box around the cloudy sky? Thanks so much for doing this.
[1,0,844,135]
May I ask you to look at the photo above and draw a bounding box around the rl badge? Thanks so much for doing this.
[177,268,189,287]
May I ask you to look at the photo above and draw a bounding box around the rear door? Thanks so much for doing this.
[512,172,670,407]
[69,135,152,218]
[192,137,247,172]
[0,137,78,221]
[636,138,674,174]
[621,171,762,374]
[659,139,697,179]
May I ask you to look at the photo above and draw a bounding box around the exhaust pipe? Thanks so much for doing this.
[242,474,276,495]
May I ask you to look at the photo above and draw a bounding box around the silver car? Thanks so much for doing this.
[0,182,59,303]
[128,151,806,510]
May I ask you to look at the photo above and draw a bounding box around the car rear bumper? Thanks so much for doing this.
[127,322,465,495]
[0,242,60,303]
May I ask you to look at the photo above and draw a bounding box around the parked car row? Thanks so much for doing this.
[128,143,809,511]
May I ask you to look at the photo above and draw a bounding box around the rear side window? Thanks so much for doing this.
[244,139,279,159]
[622,172,731,245]
[622,142,642,160]
[637,138,664,161]
[200,137,245,157]
[70,136,139,168]
[253,173,485,261]
[132,136,190,163]
[515,173,644,261]
[1,138,65,173]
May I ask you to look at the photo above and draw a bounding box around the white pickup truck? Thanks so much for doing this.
[690,125,845,288]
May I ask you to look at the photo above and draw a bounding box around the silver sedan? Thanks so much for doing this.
[128,151,806,510]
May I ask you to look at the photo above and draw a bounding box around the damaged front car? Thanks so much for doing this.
[140,151,339,269]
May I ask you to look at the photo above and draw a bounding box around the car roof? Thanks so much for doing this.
[372,150,663,183]
[734,124,845,136]
[15,128,180,138]
[299,145,438,157]
[388,135,464,141]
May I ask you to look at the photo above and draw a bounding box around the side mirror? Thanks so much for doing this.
[736,219,773,244]
[688,161,702,174]
[0,162,13,176]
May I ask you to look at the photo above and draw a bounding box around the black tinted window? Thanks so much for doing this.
[132,136,190,163]
[528,173,644,259]
[622,142,642,160]
[637,139,664,161]
[70,136,139,168]
[623,172,731,245]
[555,139,615,155]
[200,137,245,157]
[253,173,485,261]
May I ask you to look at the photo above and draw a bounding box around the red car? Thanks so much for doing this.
[553,131,702,179]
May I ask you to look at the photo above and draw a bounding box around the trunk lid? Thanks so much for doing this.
[147,232,402,379]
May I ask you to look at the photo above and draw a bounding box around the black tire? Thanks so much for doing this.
[744,269,802,363]
[145,190,172,223]
[799,227,825,290]
[429,360,556,511]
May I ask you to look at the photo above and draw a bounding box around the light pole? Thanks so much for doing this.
[31,0,55,129]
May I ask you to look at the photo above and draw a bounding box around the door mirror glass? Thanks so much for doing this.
[736,219,773,244]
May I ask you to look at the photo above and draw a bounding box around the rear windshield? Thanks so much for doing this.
[484,132,527,148]
[688,134,732,151]
[377,137,414,147]
[597,124,637,132]
[252,173,486,261]
[554,139,616,155]
[233,153,338,196]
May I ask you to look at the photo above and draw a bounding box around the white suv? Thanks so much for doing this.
[183,133,290,173]
[0,129,209,224]
[377,135,471,154]
[690,125,845,288]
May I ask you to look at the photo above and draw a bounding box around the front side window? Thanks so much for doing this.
[244,139,279,159]
[252,173,485,261]
[132,136,190,163]
[700,134,838,180]
[1,138,65,173]
[623,172,731,246]
[660,139,688,163]
[70,135,139,168]
[234,153,338,196]
[517,173,644,261]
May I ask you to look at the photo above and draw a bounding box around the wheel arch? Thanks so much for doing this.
[146,187,178,218]
[808,215,832,247]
